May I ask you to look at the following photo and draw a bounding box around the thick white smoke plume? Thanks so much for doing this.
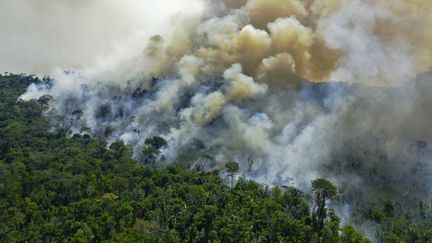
[19,0,432,203]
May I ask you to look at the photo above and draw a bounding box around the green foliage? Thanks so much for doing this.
[144,136,167,149]
[361,200,432,243]
[225,161,239,175]
[341,225,372,243]
[0,74,374,242]
[142,136,167,166]
[312,178,338,231]
[312,178,338,201]
[225,161,239,188]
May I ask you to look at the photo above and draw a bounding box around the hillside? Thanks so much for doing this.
[0,74,375,242]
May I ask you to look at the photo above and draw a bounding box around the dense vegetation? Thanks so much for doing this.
[0,74,428,242]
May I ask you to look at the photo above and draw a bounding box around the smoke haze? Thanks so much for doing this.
[0,0,203,74]
[15,0,432,215]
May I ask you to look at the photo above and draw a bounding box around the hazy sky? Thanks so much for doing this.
[0,0,203,75]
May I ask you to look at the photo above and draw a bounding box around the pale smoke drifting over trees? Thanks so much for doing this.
[19,0,432,206]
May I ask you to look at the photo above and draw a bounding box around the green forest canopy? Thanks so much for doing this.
[0,74,430,242]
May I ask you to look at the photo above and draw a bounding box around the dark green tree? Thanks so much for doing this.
[142,136,167,166]
[144,136,167,149]
[311,178,337,231]
[225,161,239,188]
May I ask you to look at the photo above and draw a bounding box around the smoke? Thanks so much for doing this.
[18,0,432,209]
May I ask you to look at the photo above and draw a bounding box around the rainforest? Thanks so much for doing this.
[1,0,432,242]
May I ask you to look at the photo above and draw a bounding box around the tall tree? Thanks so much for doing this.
[142,136,167,166]
[225,161,239,188]
[311,178,337,231]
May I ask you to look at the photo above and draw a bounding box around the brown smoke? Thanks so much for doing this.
[152,0,432,86]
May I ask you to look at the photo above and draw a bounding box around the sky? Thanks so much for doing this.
[0,0,203,74]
